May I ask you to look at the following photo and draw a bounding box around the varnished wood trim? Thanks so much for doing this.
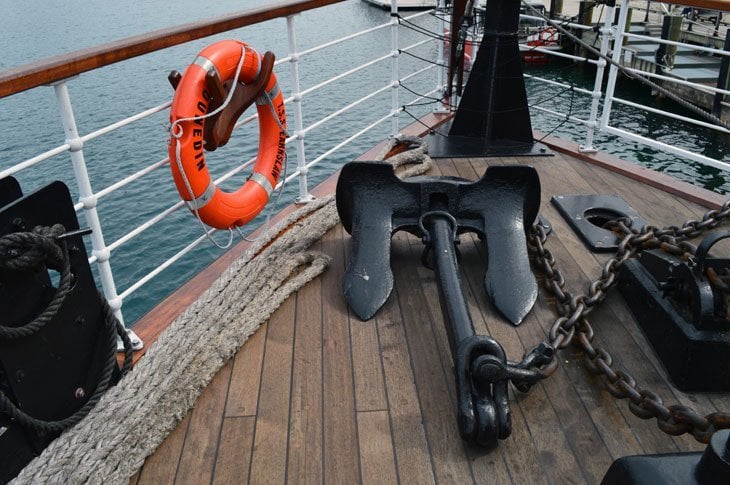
[535,131,727,210]
[0,0,344,98]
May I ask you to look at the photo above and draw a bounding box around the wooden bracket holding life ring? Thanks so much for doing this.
[168,39,287,230]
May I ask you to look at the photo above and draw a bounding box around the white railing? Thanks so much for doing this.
[0,5,442,349]
[3,0,730,350]
[521,0,729,167]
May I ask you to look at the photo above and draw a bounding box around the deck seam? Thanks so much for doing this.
[208,363,235,484]
[283,292,300,485]
[245,321,271,484]
[339,225,367,485]
[392,239,447,485]
[375,286,403,485]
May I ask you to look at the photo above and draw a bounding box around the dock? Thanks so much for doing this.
[558,1,730,119]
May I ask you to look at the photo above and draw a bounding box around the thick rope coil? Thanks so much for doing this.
[13,141,432,484]
[0,225,72,340]
[0,224,133,436]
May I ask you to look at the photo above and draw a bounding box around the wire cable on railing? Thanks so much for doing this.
[521,1,730,131]
[537,84,576,142]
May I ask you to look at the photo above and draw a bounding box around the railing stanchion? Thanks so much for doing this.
[52,80,143,351]
[599,0,630,130]
[435,0,449,113]
[390,0,400,137]
[286,14,314,204]
[581,0,615,152]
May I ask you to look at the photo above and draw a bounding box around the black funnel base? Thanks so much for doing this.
[427,121,554,158]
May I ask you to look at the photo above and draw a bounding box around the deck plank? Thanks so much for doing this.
[374,258,437,485]
[225,322,266,417]
[211,417,255,485]
[174,361,232,485]
[347,217,389,414]
[321,226,360,484]
[287,243,324,483]
[393,232,476,484]
[357,411,399,484]
[248,299,296,484]
[137,414,191,485]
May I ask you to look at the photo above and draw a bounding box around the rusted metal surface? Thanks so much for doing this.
[527,201,730,443]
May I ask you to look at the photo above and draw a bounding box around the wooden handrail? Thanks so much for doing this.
[0,0,344,99]
[1,0,729,99]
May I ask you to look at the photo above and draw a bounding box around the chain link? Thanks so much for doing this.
[524,200,730,444]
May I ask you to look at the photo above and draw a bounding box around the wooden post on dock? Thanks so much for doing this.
[549,0,563,19]
[712,34,730,118]
[577,0,595,58]
[655,14,682,72]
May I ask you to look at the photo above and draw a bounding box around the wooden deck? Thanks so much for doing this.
[132,149,730,484]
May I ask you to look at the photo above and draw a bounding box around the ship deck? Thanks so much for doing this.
[131,141,730,484]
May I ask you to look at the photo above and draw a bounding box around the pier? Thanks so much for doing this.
[559,0,730,120]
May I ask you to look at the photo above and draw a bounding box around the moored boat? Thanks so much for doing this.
[1,0,730,483]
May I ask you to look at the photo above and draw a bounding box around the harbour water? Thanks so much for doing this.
[1,0,728,326]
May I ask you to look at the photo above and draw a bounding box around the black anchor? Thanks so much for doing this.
[336,161,546,447]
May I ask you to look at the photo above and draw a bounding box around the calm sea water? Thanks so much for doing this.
[1,0,728,325]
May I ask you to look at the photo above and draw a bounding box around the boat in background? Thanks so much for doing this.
[475,0,563,63]
[519,1,561,63]
[1,0,730,483]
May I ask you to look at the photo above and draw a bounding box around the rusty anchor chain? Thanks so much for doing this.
[516,199,730,444]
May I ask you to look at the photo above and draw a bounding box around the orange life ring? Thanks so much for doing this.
[169,39,287,229]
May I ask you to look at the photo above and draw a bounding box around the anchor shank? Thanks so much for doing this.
[426,213,476,356]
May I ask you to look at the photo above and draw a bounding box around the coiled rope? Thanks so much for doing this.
[0,225,133,436]
[12,137,432,484]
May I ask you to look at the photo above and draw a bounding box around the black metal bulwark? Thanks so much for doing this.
[617,231,730,392]
[601,429,730,484]
[0,180,119,482]
[336,161,545,447]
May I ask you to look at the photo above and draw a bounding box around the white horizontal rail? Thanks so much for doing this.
[303,81,392,134]
[303,63,436,136]
[105,200,185,255]
[300,52,392,97]
[289,84,441,180]
[119,230,213,299]
[623,32,730,57]
[300,37,434,99]
[297,9,433,58]
[94,157,169,202]
[530,105,590,126]
[520,46,597,64]
[0,143,69,180]
[289,111,394,180]
[80,101,171,143]
[612,97,730,134]
[603,124,730,172]
[621,67,730,96]
[524,74,594,97]
[520,15,595,31]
